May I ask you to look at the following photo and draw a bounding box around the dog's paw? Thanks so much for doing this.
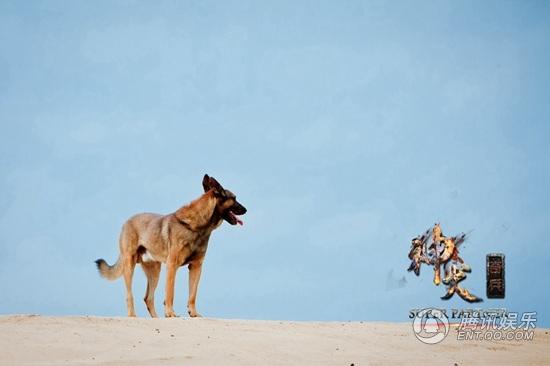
[164,309,179,318]
[188,309,202,318]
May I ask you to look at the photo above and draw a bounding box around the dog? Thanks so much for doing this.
[95,174,246,318]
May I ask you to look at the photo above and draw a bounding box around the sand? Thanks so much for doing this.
[1,315,549,365]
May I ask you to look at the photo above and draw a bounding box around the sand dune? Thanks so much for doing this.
[1,315,549,365]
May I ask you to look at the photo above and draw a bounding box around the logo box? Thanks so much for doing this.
[486,253,505,299]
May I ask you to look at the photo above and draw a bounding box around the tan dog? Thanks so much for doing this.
[95,175,246,318]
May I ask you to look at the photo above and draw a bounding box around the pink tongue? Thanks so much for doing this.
[236,218,244,226]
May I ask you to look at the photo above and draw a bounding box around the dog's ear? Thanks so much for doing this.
[208,176,224,193]
[203,174,224,193]
[203,174,211,192]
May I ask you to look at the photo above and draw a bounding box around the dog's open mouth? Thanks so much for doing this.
[227,210,244,226]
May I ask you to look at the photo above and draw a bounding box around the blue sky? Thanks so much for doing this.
[1,1,549,326]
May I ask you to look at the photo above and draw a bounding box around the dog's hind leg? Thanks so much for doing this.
[122,254,138,317]
[118,221,140,317]
[141,261,161,318]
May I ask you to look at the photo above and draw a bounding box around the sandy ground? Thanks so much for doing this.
[1,315,549,365]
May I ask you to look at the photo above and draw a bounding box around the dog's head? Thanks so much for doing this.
[202,174,247,225]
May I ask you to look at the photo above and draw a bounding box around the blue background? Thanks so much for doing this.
[1,1,548,326]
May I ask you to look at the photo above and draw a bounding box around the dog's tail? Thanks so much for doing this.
[95,257,123,280]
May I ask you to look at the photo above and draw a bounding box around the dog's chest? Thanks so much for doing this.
[189,231,210,252]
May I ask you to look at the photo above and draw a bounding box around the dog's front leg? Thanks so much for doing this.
[164,256,179,318]
[187,258,204,317]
